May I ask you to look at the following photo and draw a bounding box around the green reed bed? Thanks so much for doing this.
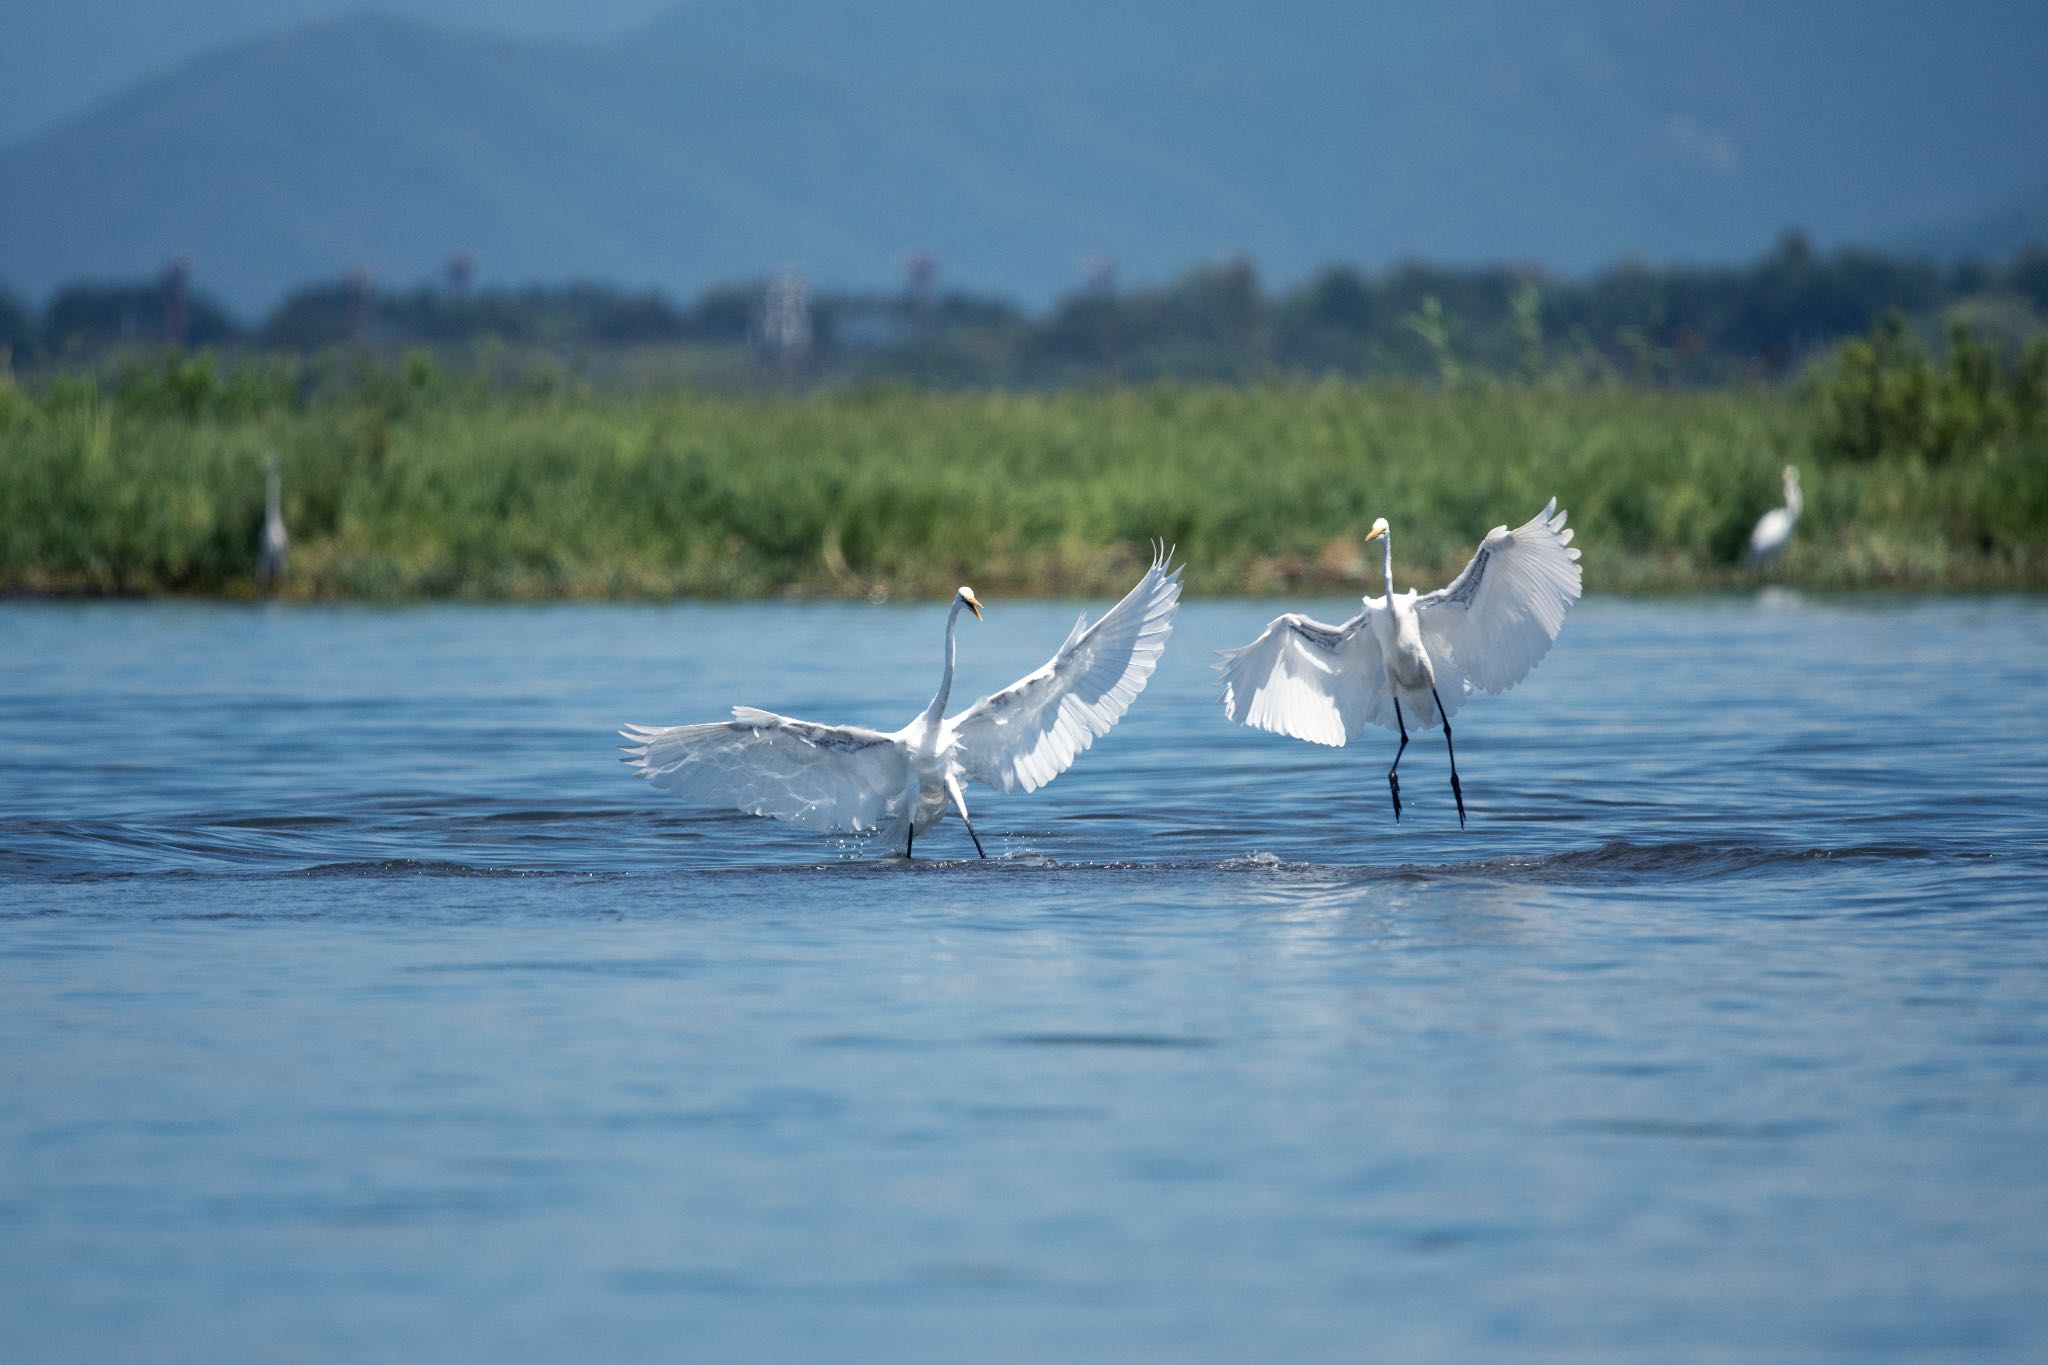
[1,364,2042,599]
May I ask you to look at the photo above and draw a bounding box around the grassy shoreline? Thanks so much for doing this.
[3,375,2043,599]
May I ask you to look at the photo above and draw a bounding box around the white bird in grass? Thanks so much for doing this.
[1217,501,1581,826]
[258,451,288,591]
[1747,464,1802,566]
[621,546,1182,858]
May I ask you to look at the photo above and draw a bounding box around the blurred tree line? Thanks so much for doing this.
[4,232,2046,388]
[1811,315,2048,463]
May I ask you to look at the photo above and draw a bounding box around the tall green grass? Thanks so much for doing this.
[1,366,2042,598]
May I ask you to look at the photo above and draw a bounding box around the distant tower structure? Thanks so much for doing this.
[1084,254,1117,298]
[163,257,192,348]
[446,252,476,297]
[345,265,375,348]
[904,252,936,333]
[757,270,813,375]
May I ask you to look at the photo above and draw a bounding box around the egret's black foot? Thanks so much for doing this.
[1450,773,1466,829]
[968,827,987,859]
[1388,772,1403,823]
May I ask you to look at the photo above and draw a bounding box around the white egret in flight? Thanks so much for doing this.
[622,547,1182,858]
[1217,502,1581,826]
[258,452,288,591]
[1747,464,1801,565]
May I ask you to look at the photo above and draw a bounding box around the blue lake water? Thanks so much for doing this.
[3,594,2046,1362]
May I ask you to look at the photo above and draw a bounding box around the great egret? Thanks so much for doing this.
[1217,501,1581,826]
[621,546,1182,858]
[1747,464,1801,565]
[257,452,288,590]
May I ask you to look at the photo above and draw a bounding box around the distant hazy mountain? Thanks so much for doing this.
[2,1,2044,311]
[0,0,670,147]
[1909,182,2048,263]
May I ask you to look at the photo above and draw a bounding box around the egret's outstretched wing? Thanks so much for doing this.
[1216,609,1384,745]
[950,545,1182,794]
[620,707,908,832]
[1415,498,1582,694]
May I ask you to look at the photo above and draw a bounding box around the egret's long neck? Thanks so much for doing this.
[1784,478,1803,520]
[923,597,963,724]
[1380,534,1395,597]
[265,466,281,520]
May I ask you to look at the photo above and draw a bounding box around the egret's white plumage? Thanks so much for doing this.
[622,546,1182,857]
[258,452,288,590]
[1747,465,1802,565]
[1217,501,1581,824]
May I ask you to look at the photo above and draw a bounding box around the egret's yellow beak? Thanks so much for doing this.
[964,593,984,621]
[1364,525,1386,543]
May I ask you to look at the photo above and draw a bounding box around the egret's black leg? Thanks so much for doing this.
[1388,698,1409,823]
[1432,685,1466,829]
[906,826,914,859]
[942,778,987,860]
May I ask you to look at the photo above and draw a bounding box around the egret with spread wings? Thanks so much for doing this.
[1218,502,1581,826]
[622,546,1182,858]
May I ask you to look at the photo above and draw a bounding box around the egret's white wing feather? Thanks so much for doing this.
[1215,609,1383,745]
[951,545,1182,794]
[1749,507,1793,562]
[620,708,908,833]
[1416,499,1582,695]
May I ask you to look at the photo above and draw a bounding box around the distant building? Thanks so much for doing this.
[905,253,936,333]
[756,271,813,371]
[345,265,375,347]
[163,258,192,347]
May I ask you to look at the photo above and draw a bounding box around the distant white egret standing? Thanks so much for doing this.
[1218,502,1581,826]
[622,547,1182,858]
[1747,464,1802,566]
[257,451,288,591]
